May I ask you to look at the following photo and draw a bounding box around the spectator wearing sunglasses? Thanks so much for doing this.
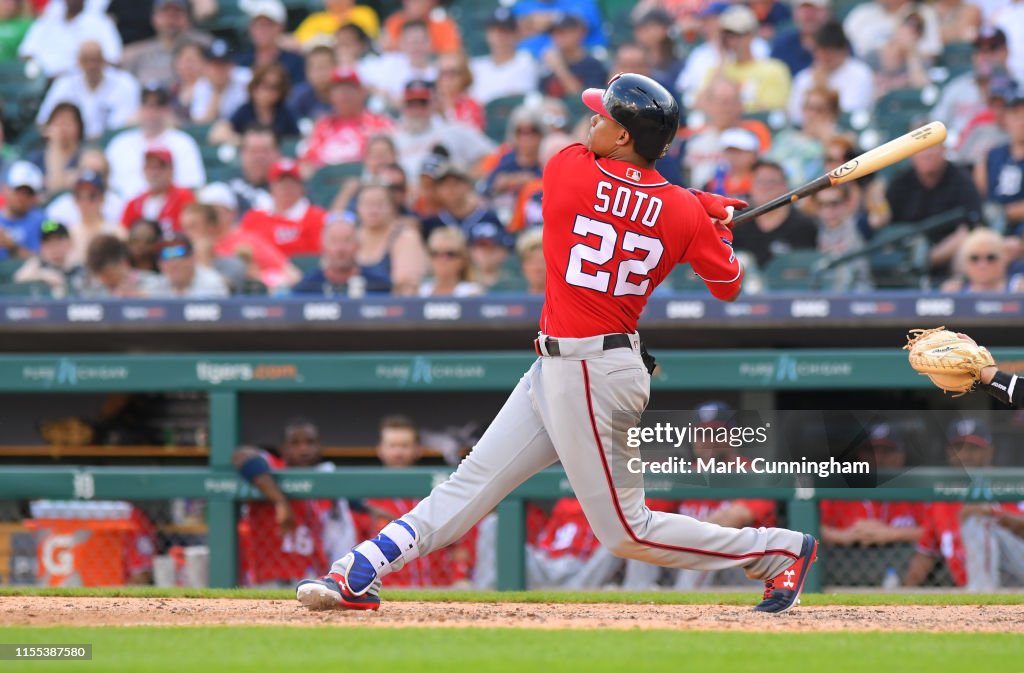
[209,63,300,146]
[148,235,229,298]
[420,162,503,242]
[813,185,872,291]
[419,226,482,297]
[13,220,86,298]
[941,228,1024,293]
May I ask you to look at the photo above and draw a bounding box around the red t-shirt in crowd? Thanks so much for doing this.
[301,112,394,167]
[121,186,195,235]
[215,228,295,289]
[916,501,1024,587]
[539,143,740,337]
[238,451,331,585]
[239,199,326,257]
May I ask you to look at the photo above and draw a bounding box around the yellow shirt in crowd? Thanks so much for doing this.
[293,5,381,44]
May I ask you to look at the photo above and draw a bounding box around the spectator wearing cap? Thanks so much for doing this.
[79,233,162,297]
[239,159,326,257]
[13,220,85,297]
[700,4,791,113]
[766,86,838,186]
[904,419,1024,589]
[291,217,370,296]
[883,141,981,281]
[36,40,141,141]
[418,225,483,297]
[47,169,123,266]
[120,146,195,235]
[361,20,438,107]
[512,0,604,59]
[287,45,337,123]
[236,0,306,87]
[977,90,1024,236]
[631,9,684,93]
[301,67,395,170]
[733,159,818,268]
[228,126,278,215]
[436,52,484,132]
[392,80,495,186]
[353,181,427,295]
[705,127,760,201]
[293,0,380,46]
[992,0,1024,86]
[507,131,572,234]
[105,84,205,197]
[0,161,45,260]
[466,220,515,291]
[209,63,300,146]
[469,9,539,106]
[120,0,212,89]
[515,228,545,295]
[189,39,250,124]
[27,102,84,198]
[382,0,461,54]
[684,77,771,190]
[538,13,608,98]
[940,227,1024,292]
[842,0,941,63]
[786,22,872,127]
[954,69,1016,169]
[17,0,121,77]
[147,235,229,298]
[819,422,924,556]
[770,0,831,76]
[0,0,31,63]
[933,29,1011,141]
[420,162,504,241]
[191,185,300,290]
[483,105,546,215]
[674,3,773,102]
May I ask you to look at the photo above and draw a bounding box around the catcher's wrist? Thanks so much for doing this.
[982,370,1017,406]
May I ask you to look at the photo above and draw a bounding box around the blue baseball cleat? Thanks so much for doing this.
[295,572,381,611]
[753,534,818,614]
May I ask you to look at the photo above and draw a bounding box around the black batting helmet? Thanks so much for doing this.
[582,73,680,161]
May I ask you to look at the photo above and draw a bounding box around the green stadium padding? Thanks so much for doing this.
[485,94,525,143]
[762,250,826,290]
[307,162,363,208]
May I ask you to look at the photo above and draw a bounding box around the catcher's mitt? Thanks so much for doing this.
[904,327,995,395]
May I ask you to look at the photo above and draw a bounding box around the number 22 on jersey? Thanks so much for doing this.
[565,181,664,297]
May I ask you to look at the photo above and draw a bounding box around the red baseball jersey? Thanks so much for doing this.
[820,501,927,530]
[534,498,601,559]
[239,201,326,257]
[539,143,741,337]
[916,501,1024,587]
[121,186,195,236]
[238,452,331,585]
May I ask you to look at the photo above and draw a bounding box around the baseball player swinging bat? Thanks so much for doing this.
[295,73,817,614]
[728,122,948,227]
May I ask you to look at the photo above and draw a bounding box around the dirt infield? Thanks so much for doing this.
[2,597,1022,632]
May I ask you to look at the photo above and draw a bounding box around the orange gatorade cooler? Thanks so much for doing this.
[26,501,142,587]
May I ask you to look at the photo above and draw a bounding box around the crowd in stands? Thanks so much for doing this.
[0,0,1022,297]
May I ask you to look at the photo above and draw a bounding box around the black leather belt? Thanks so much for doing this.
[534,333,632,357]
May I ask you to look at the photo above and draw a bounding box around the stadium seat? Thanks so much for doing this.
[0,258,25,283]
[873,88,930,141]
[666,264,709,293]
[0,61,48,140]
[940,42,975,79]
[290,255,321,273]
[484,94,525,143]
[181,122,215,145]
[205,163,241,184]
[762,250,827,290]
[307,162,363,208]
[867,223,929,290]
[0,280,51,297]
[238,279,269,295]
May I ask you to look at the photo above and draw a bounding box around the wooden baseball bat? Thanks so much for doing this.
[730,121,948,227]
